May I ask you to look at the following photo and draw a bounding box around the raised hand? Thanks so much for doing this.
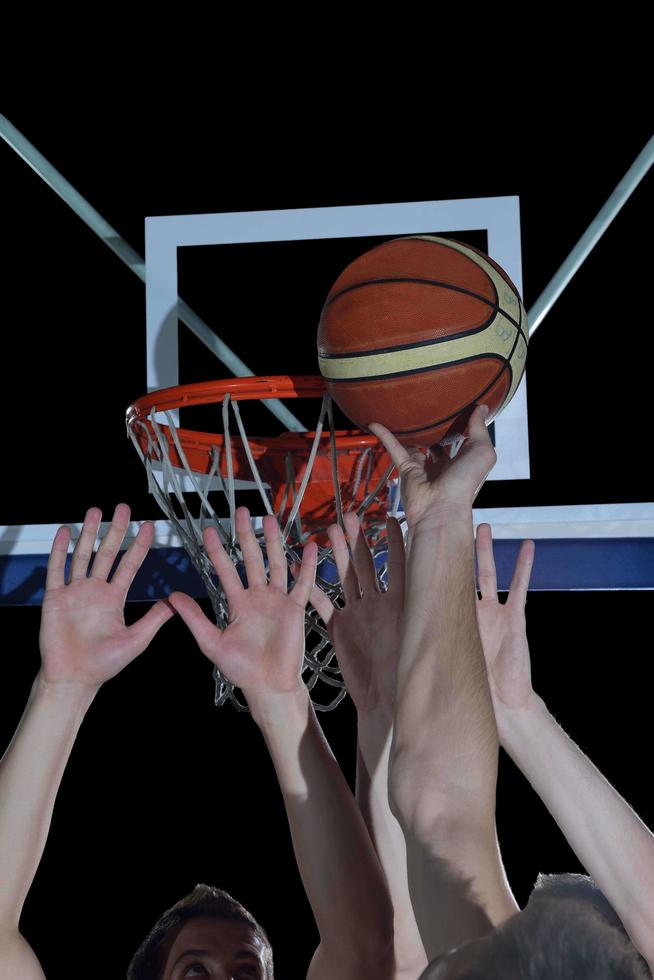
[369,405,496,532]
[307,513,405,714]
[39,504,175,690]
[167,507,317,699]
[475,523,537,724]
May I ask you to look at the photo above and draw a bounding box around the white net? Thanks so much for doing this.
[127,390,399,710]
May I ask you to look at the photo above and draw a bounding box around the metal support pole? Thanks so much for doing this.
[0,114,307,432]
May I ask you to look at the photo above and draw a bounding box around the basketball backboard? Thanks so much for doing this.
[2,122,653,605]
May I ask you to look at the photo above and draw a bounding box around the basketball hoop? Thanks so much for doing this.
[126,376,401,711]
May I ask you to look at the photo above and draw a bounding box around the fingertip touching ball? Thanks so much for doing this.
[317,236,528,446]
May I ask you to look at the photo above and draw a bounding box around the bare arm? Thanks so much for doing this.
[308,514,427,979]
[250,691,394,980]
[501,698,654,969]
[0,506,173,977]
[0,680,94,931]
[355,716,428,980]
[391,518,518,957]
[475,522,654,973]
[0,679,94,980]
[168,509,394,980]
[371,410,518,961]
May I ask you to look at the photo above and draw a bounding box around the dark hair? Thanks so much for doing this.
[457,878,651,980]
[530,873,632,934]
[126,883,274,980]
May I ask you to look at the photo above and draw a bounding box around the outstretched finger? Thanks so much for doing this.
[263,515,287,592]
[45,525,72,592]
[328,522,360,604]
[308,582,335,624]
[475,523,497,599]
[166,591,222,656]
[235,507,267,589]
[290,560,334,623]
[456,405,495,463]
[91,503,131,581]
[506,539,535,610]
[385,517,406,596]
[344,512,379,594]
[466,404,492,444]
[290,541,318,607]
[111,521,155,597]
[69,508,102,581]
[368,422,410,470]
[454,406,497,497]
[202,525,243,601]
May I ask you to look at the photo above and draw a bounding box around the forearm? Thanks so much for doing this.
[501,695,654,959]
[386,521,517,957]
[356,708,428,979]
[249,688,394,970]
[0,672,96,928]
[391,519,499,824]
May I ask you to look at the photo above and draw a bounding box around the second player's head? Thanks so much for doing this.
[421,874,650,979]
[126,883,274,980]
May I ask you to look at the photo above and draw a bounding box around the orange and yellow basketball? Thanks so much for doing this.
[317,236,528,446]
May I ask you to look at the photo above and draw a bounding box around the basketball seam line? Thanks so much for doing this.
[408,234,521,292]
[319,305,518,360]
[403,235,522,304]
[389,320,523,433]
[323,275,509,321]
[388,360,514,435]
[327,351,506,386]
[324,311,524,392]
[331,317,524,433]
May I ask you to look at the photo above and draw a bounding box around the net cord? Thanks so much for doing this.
[281,394,330,544]
[127,392,394,711]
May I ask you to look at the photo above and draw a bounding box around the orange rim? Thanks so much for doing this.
[126,375,397,538]
[126,375,381,452]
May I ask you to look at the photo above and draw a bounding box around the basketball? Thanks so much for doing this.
[317,235,528,446]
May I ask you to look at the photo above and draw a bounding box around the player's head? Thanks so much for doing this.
[126,883,274,980]
[421,874,651,980]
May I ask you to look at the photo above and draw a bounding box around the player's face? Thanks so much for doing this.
[161,916,268,980]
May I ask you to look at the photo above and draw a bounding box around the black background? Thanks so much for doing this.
[1,103,653,979]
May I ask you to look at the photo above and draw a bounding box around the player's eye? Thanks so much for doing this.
[183,964,209,977]
[236,968,258,979]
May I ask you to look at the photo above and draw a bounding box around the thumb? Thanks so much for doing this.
[464,404,493,447]
[125,598,176,653]
[166,591,223,654]
[456,404,497,479]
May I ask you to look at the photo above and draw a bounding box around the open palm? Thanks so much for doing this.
[308,514,405,713]
[475,523,536,720]
[39,504,174,689]
[167,508,317,698]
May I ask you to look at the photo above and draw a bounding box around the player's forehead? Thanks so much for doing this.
[163,916,265,973]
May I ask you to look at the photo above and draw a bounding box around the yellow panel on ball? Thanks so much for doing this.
[317,235,528,446]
